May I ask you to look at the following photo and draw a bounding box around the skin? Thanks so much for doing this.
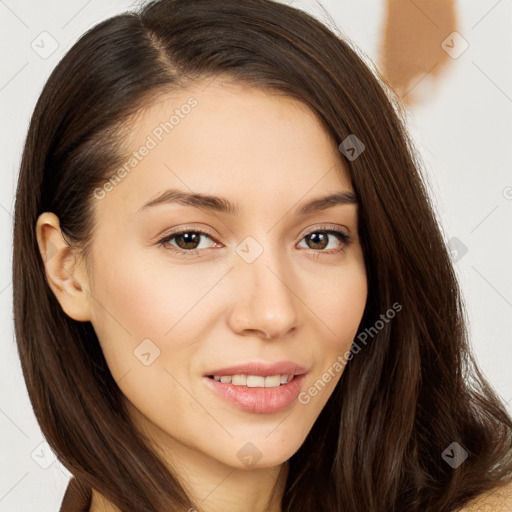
[36,78,368,512]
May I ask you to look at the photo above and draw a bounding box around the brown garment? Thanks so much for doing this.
[59,476,92,512]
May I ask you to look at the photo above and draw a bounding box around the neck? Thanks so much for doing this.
[90,402,289,512]
[89,459,289,512]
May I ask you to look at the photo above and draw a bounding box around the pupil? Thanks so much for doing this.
[308,232,328,250]
[177,232,200,250]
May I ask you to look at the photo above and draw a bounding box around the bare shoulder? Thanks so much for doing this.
[456,480,512,512]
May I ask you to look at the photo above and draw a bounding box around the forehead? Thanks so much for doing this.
[95,79,353,218]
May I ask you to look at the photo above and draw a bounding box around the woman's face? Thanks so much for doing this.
[78,79,367,469]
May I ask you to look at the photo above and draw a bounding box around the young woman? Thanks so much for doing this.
[12,0,512,511]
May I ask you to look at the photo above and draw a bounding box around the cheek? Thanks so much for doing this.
[296,264,367,413]
[90,244,203,333]
[87,249,216,427]
[87,245,224,375]
[313,257,368,348]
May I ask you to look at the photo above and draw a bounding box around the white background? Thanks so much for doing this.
[1,1,511,510]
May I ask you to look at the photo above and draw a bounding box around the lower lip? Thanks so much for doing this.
[202,374,307,414]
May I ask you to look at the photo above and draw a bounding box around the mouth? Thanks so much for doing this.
[203,360,308,384]
[205,374,298,388]
[202,372,308,414]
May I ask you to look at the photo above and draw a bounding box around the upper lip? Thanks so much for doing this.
[204,360,309,377]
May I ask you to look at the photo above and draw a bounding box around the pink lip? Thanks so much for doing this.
[204,360,308,378]
[202,373,308,414]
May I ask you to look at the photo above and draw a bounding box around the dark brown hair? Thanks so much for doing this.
[13,0,512,510]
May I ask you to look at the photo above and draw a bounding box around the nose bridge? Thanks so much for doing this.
[239,230,291,284]
[229,233,299,338]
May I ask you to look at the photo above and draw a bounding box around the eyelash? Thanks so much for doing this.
[156,225,352,258]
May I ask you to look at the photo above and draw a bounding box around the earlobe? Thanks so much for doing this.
[35,212,92,322]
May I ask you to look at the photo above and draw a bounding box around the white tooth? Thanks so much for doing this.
[231,374,247,386]
[218,374,292,387]
[247,375,265,387]
[264,375,282,387]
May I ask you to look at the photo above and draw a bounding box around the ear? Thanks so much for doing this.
[35,212,92,322]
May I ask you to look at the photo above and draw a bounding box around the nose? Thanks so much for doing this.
[226,242,299,341]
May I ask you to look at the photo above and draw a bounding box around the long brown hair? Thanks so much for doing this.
[13,1,512,510]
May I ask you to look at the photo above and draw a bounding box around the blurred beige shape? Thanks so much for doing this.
[377,0,457,106]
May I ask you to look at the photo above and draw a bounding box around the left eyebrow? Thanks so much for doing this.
[295,191,358,215]
[136,188,358,216]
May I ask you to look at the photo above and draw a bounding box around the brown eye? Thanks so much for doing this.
[173,232,203,250]
[298,229,351,254]
[305,232,329,250]
[158,229,219,256]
